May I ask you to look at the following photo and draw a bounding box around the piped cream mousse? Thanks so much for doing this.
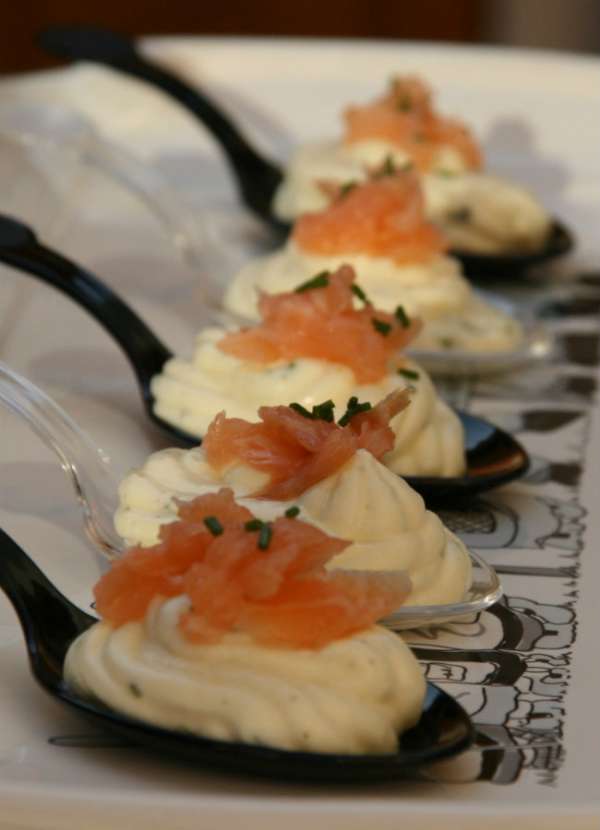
[65,489,427,754]
[272,75,551,254]
[153,265,466,477]
[116,393,472,608]
[226,172,523,354]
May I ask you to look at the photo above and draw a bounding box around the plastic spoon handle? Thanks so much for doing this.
[0,362,123,558]
[39,25,285,228]
[0,214,172,402]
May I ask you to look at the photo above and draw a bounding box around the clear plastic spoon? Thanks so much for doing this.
[0,362,502,629]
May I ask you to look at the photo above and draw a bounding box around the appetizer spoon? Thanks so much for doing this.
[39,25,287,238]
[0,214,529,502]
[0,527,473,780]
[0,362,503,629]
[39,25,574,275]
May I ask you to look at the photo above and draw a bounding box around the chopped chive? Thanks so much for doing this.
[381,155,396,175]
[439,336,455,349]
[312,400,335,422]
[394,305,410,328]
[290,400,336,422]
[203,516,224,536]
[244,518,263,532]
[129,683,142,698]
[372,318,392,336]
[339,180,357,198]
[449,207,471,224]
[258,523,273,550]
[351,283,372,305]
[338,397,372,427]
[397,368,420,381]
[373,155,396,179]
[285,505,300,518]
[294,270,330,293]
[290,402,314,419]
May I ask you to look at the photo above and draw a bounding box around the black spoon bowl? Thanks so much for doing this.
[455,221,574,280]
[0,527,473,781]
[39,25,574,275]
[0,214,529,502]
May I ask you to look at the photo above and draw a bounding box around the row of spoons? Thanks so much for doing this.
[0,33,566,778]
[0,213,509,779]
[38,25,574,278]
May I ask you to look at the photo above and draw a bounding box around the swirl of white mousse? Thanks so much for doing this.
[272,138,551,253]
[64,596,426,754]
[223,243,521,354]
[224,239,470,325]
[150,327,465,477]
[115,448,472,608]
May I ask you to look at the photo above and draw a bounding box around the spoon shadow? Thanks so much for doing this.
[38,25,574,276]
[0,527,473,780]
[0,213,529,503]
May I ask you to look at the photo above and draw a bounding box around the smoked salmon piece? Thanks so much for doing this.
[218,264,422,383]
[344,75,482,173]
[93,488,411,648]
[203,388,411,500]
[293,172,446,264]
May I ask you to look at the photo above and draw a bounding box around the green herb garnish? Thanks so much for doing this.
[449,207,471,224]
[285,505,300,519]
[258,523,273,550]
[129,683,142,698]
[394,305,410,328]
[351,283,372,305]
[244,518,263,532]
[290,402,315,419]
[373,154,396,179]
[290,400,335,422]
[372,318,392,336]
[396,95,412,112]
[203,516,224,536]
[439,336,455,349]
[294,271,330,293]
[338,396,372,427]
[311,400,335,422]
[397,368,420,381]
[339,180,358,198]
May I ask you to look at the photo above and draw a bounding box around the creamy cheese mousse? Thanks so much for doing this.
[154,265,466,477]
[226,173,523,353]
[273,75,552,255]
[65,488,426,754]
[116,392,472,609]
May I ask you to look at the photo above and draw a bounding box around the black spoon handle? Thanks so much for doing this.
[0,214,172,399]
[40,26,285,226]
[0,528,95,683]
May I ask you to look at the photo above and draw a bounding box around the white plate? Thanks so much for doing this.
[0,38,600,829]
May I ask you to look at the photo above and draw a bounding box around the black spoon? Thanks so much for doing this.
[39,25,574,275]
[39,25,288,238]
[0,527,473,780]
[0,214,529,501]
